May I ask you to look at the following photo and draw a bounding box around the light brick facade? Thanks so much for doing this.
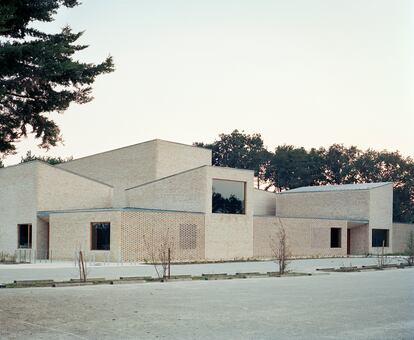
[0,161,112,256]
[392,223,414,253]
[253,217,348,258]
[49,210,122,261]
[121,210,205,262]
[0,139,409,262]
[47,209,206,262]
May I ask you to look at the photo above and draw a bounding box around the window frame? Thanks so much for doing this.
[17,224,32,249]
[212,178,246,215]
[330,227,342,248]
[90,222,111,251]
[371,229,389,247]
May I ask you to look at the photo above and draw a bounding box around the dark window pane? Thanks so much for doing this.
[330,228,341,248]
[212,179,245,214]
[18,224,32,249]
[91,223,110,250]
[372,229,389,247]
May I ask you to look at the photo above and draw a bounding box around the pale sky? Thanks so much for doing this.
[4,0,414,165]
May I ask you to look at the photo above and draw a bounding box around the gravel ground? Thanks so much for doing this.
[0,257,406,284]
[0,268,413,339]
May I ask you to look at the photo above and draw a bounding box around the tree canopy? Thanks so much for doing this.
[20,150,72,165]
[0,0,114,157]
[196,131,414,223]
[194,130,270,187]
[265,145,325,191]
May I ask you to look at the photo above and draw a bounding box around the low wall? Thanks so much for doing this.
[349,224,369,255]
[253,216,348,258]
[204,214,253,261]
[392,223,414,253]
[121,211,205,262]
[49,211,122,262]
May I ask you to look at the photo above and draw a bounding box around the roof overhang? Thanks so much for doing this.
[347,220,369,228]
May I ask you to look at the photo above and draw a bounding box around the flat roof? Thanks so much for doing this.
[275,216,369,223]
[37,207,204,217]
[56,139,211,165]
[281,182,392,194]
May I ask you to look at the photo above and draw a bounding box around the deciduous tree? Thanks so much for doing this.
[270,219,290,275]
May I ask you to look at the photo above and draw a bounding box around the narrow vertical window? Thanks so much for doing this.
[18,224,32,249]
[91,222,110,250]
[330,228,341,248]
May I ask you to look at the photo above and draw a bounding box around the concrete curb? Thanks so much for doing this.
[0,271,313,288]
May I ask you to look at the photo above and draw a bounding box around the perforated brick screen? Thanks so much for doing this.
[121,211,205,262]
[179,224,197,250]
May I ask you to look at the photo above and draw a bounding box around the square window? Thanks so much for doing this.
[212,179,246,214]
[330,228,341,248]
[372,229,389,247]
[18,224,32,249]
[91,222,110,250]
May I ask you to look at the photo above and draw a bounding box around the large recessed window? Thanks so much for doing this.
[91,222,110,250]
[372,229,389,247]
[212,179,245,214]
[18,224,32,249]
[330,228,341,248]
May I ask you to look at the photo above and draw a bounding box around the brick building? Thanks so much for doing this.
[0,139,412,262]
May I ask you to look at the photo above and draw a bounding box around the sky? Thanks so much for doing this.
[4,0,414,165]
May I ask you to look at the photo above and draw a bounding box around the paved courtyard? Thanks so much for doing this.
[0,267,413,339]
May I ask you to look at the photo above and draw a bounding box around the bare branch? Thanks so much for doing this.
[269,218,290,275]
[143,227,174,280]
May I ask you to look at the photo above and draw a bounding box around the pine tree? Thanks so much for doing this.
[0,0,114,156]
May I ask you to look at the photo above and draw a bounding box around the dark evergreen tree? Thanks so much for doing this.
[211,192,243,214]
[353,149,414,223]
[0,0,114,156]
[20,150,72,165]
[265,145,324,191]
[196,132,414,222]
[194,130,270,188]
[320,144,360,184]
[212,192,224,213]
[227,194,243,214]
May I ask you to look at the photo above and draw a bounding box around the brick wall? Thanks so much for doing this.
[253,216,348,258]
[392,223,414,253]
[120,211,205,262]
[49,211,122,262]
[276,190,370,221]
[349,224,369,255]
